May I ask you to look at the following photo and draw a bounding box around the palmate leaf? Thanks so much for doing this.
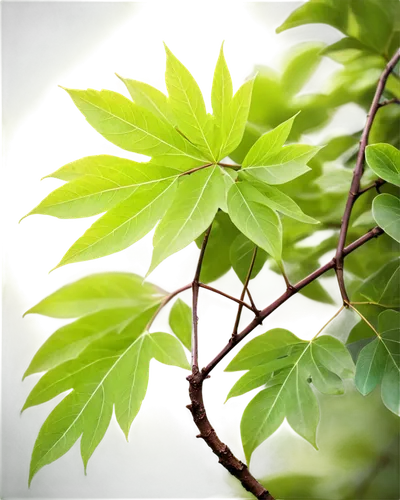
[149,166,225,273]
[227,182,282,263]
[23,274,190,484]
[366,143,400,187]
[225,328,354,462]
[355,310,400,415]
[23,159,181,220]
[372,194,400,243]
[62,87,207,163]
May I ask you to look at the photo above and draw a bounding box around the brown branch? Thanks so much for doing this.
[357,178,386,196]
[191,225,213,372]
[247,288,258,312]
[335,49,400,303]
[187,372,274,500]
[217,162,241,171]
[201,226,383,377]
[199,282,254,311]
[378,97,400,108]
[232,247,258,337]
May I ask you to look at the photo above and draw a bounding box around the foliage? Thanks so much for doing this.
[21,1,400,498]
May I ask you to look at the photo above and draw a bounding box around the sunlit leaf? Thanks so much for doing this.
[372,194,400,243]
[366,143,400,187]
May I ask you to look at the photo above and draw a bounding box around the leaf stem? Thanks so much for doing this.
[192,225,212,372]
[232,247,258,337]
[201,226,383,377]
[334,48,400,304]
[357,178,386,196]
[378,97,400,108]
[347,303,381,338]
[311,305,345,341]
[199,283,255,311]
[179,163,214,177]
[146,283,192,331]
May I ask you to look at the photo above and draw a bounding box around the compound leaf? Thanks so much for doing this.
[372,194,400,243]
[366,143,400,187]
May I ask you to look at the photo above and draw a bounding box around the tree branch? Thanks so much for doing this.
[201,226,383,377]
[191,225,212,372]
[334,49,400,303]
[187,372,274,500]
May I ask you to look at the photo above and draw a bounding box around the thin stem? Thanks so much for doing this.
[201,226,383,378]
[351,301,396,308]
[191,225,212,372]
[335,48,400,303]
[378,97,400,108]
[311,305,345,341]
[347,303,380,338]
[146,283,192,331]
[357,178,386,196]
[180,163,213,177]
[232,247,258,337]
[217,162,241,171]
[247,288,258,313]
[199,283,254,311]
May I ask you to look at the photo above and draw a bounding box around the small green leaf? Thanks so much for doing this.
[372,193,400,243]
[149,166,225,273]
[229,234,267,284]
[242,145,319,185]
[227,183,282,262]
[366,143,400,187]
[117,76,176,125]
[164,44,214,160]
[220,77,255,159]
[242,114,299,168]
[212,42,233,158]
[355,310,400,415]
[169,299,192,350]
[24,273,163,318]
[147,332,190,369]
[240,180,319,225]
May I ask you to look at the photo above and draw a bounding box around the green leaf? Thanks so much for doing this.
[54,177,178,269]
[62,87,207,163]
[169,299,191,350]
[242,114,299,168]
[372,193,400,243]
[242,145,319,185]
[355,310,400,415]
[355,258,400,308]
[23,162,180,220]
[225,328,300,371]
[366,143,400,187]
[241,180,319,225]
[229,233,267,284]
[147,331,190,369]
[220,77,255,159]
[164,44,214,160]
[235,329,354,461]
[117,76,176,126]
[227,182,282,262]
[212,42,233,159]
[149,166,225,273]
[24,272,164,318]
